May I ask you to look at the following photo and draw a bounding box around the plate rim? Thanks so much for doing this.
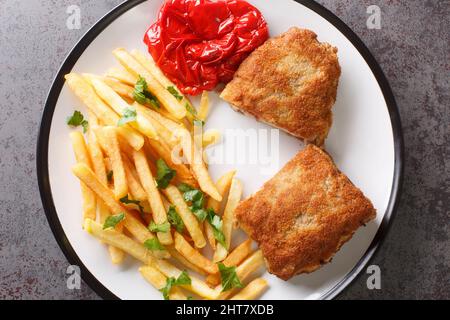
[37,0,404,300]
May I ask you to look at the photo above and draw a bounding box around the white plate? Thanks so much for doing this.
[38,0,403,300]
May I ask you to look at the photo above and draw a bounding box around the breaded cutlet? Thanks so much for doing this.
[235,145,376,280]
[221,27,341,146]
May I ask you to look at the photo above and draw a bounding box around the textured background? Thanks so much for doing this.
[0,0,448,299]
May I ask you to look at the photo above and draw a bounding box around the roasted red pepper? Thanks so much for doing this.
[144,0,269,95]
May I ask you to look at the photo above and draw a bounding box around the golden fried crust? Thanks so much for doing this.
[221,27,341,146]
[235,145,376,280]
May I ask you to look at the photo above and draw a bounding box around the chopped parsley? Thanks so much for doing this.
[67,110,89,133]
[167,86,183,101]
[117,107,137,126]
[148,221,171,233]
[167,205,184,233]
[143,238,165,251]
[119,195,144,213]
[217,263,243,292]
[155,159,176,189]
[160,271,192,300]
[133,76,160,109]
[103,212,125,230]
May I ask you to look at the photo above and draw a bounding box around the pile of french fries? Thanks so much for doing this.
[66,48,268,300]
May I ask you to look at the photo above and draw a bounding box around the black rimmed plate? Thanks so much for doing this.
[37,0,403,300]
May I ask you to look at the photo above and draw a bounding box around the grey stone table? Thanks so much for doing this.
[0,0,448,300]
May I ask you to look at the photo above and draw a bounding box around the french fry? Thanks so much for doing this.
[179,130,222,201]
[230,278,268,300]
[206,239,252,286]
[83,73,134,100]
[174,232,218,275]
[139,266,187,300]
[84,219,154,265]
[132,149,173,245]
[167,248,208,276]
[85,118,125,263]
[112,48,186,119]
[215,250,264,300]
[163,185,206,248]
[204,170,236,249]
[213,178,243,262]
[96,127,128,200]
[155,260,219,299]
[130,50,174,89]
[89,78,158,139]
[203,129,221,148]
[106,67,137,86]
[134,103,179,148]
[122,154,147,202]
[70,132,96,221]
[198,91,210,121]
[65,73,144,150]
[71,163,169,259]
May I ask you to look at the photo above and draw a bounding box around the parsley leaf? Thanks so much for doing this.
[103,212,125,230]
[148,221,170,233]
[191,208,207,222]
[117,107,137,126]
[119,195,144,213]
[144,238,165,251]
[160,271,192,300]
[133,76,160,109]
[167,86,183,101]
[218,263,243,292]
[107,171,113,183]
[187,296,194,300]
[178,184,207,222]
[206,209,226,247]
[155,159,176,189]
[67,110,89,133]
[167,206,184,233]
[185,103,197,116]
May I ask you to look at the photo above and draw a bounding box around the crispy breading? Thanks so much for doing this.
[221,27,341,146]
[235,145,376,280]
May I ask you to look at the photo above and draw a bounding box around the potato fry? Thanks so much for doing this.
[206,239,252,286]
[203,129,221,148]
[112,48,186,119]
[83,73,134,100]
[178,130,222,201]
[65,73,144,150]
[167,248,208,276]
[174,232,217,275]
[134,103,179,148]
[163,185,206,248]
[230,278,268,300]
[139,266,187,300]
[132,149,173,245]
[106,67,137,86]
[155,259,219,299]
[71,163,169,259]
[85,120,125,263]
[70,132,96,221]
[130,50,174,89]
[89,78,158,139]
[215,250,264,300]
[122,154,147,202]
[84,219,154,265]
[96,127,128,200]
[214,178,243,262]
[198,91,210,121]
